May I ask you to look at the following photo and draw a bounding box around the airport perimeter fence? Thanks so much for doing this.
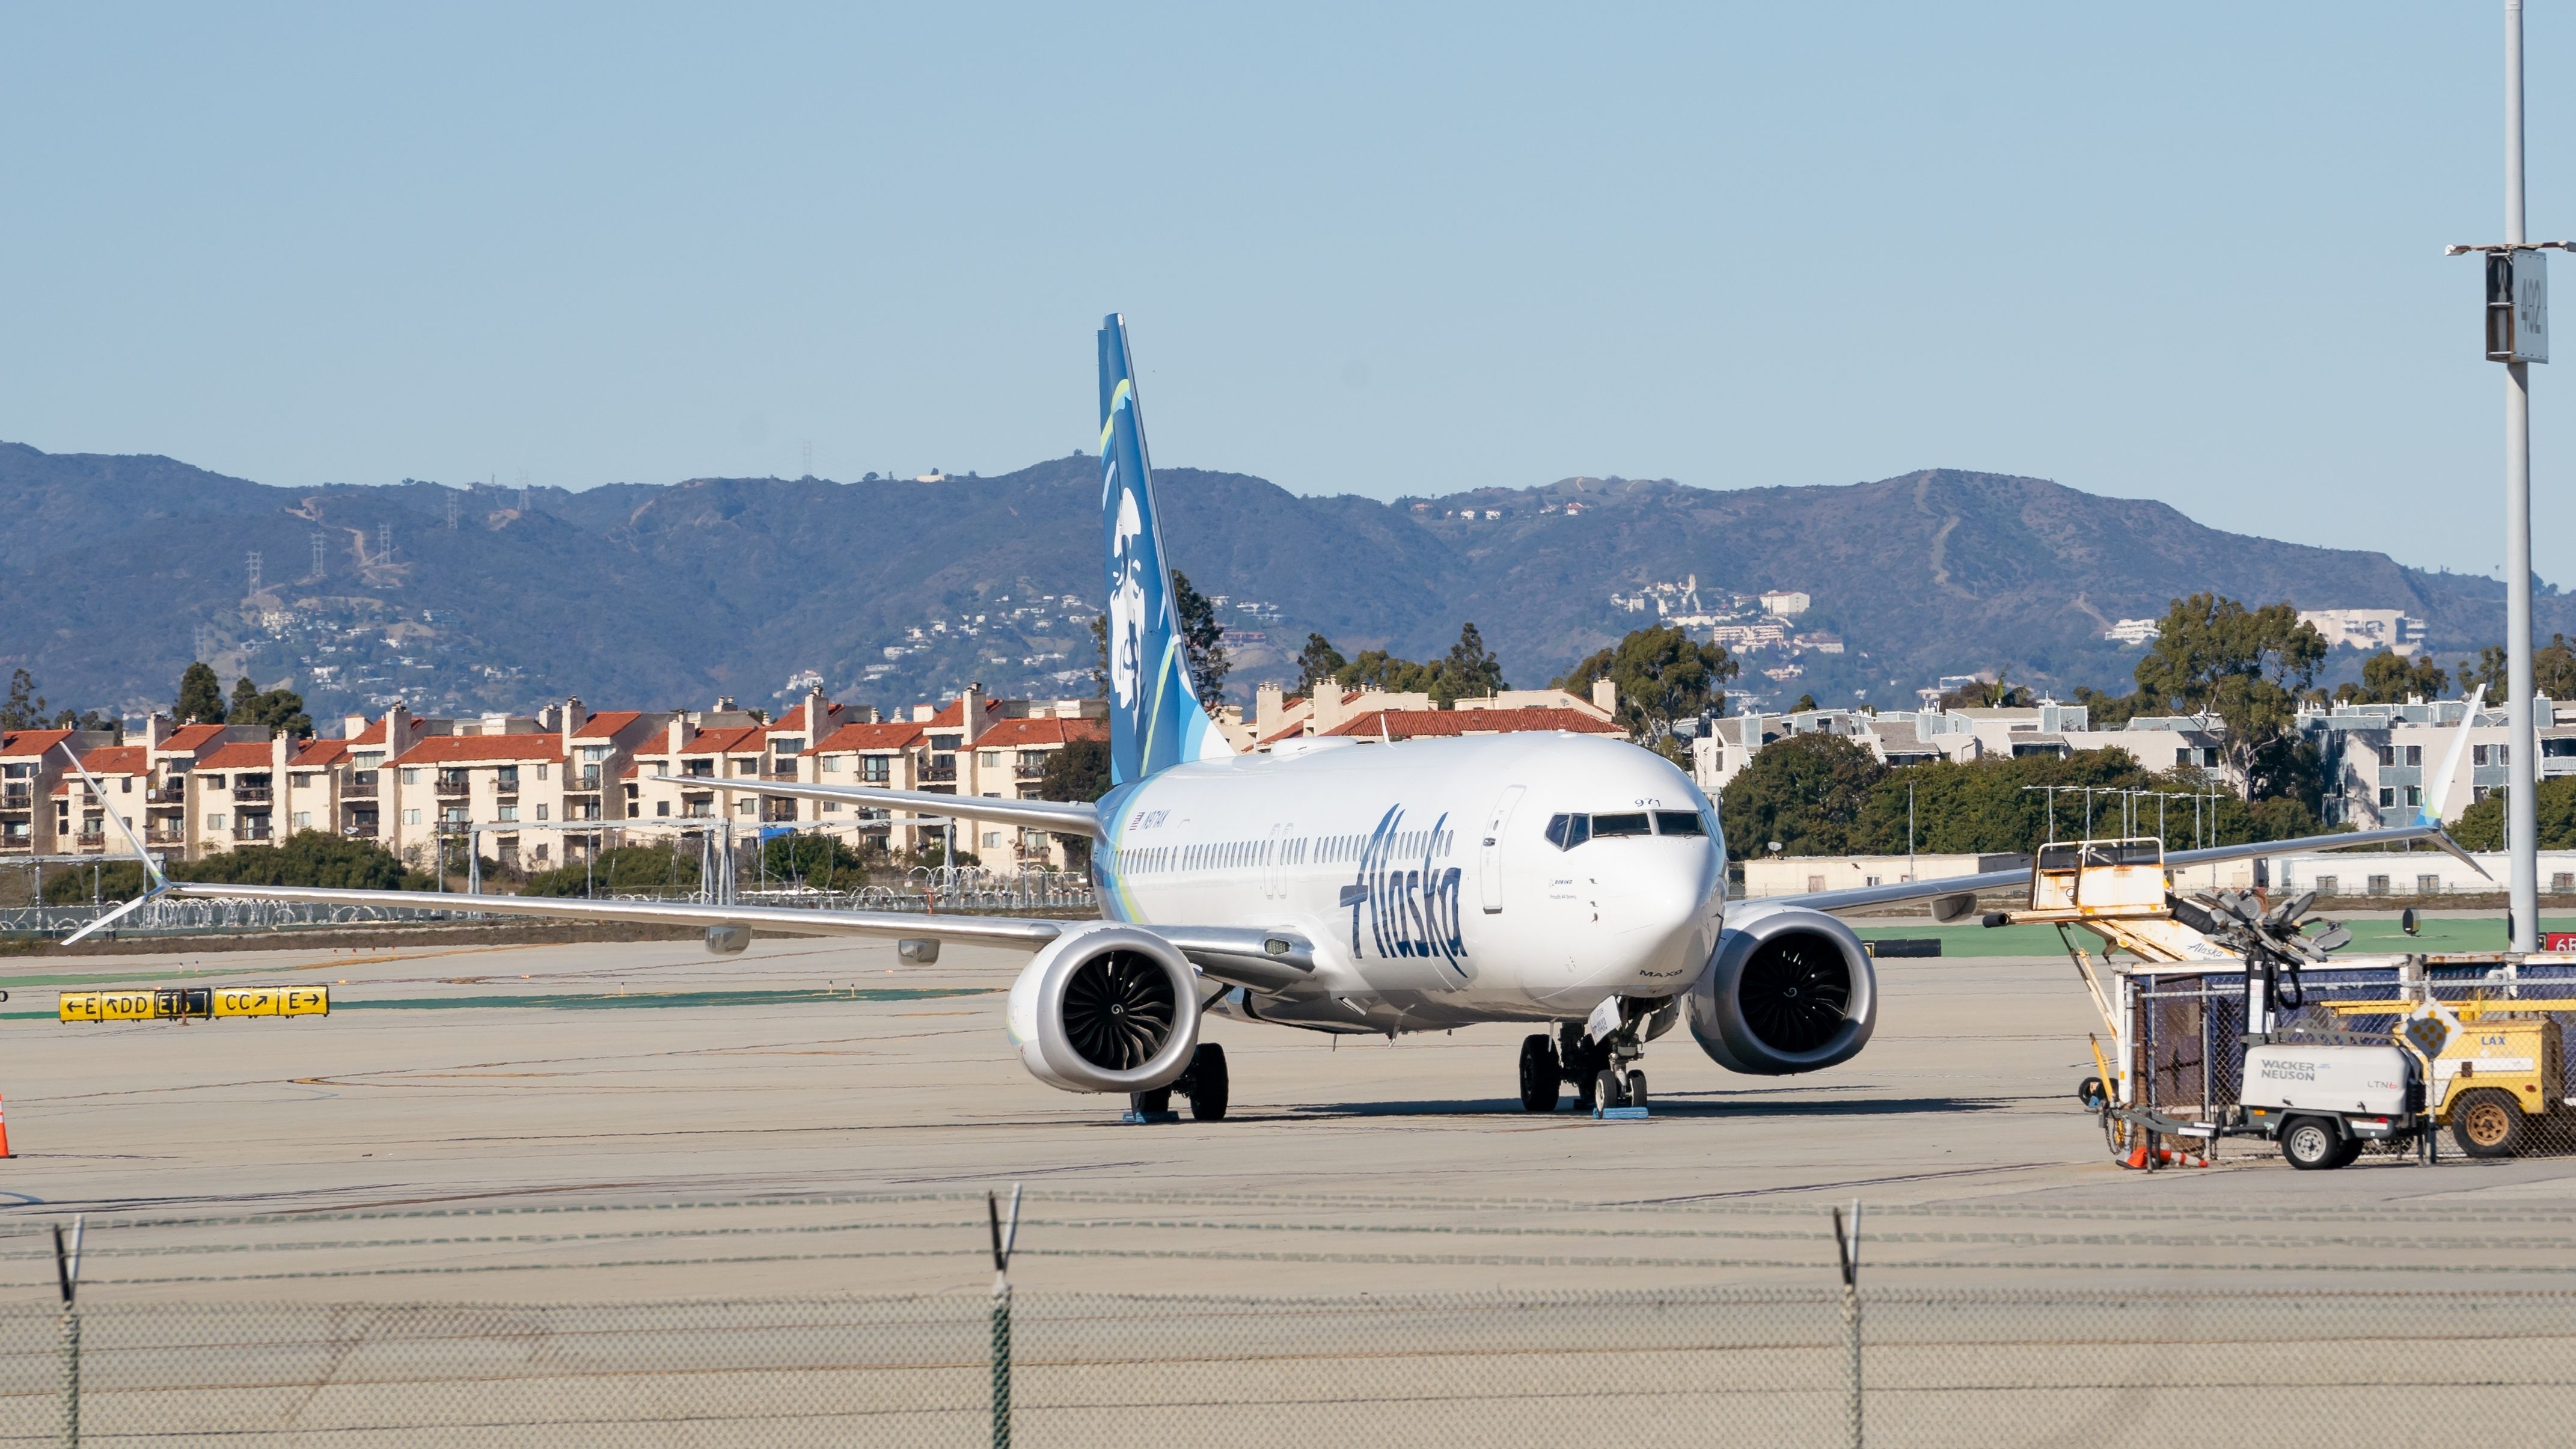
[7,1284,2576,1445]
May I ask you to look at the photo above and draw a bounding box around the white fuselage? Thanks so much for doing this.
[1093,732,1728,1034]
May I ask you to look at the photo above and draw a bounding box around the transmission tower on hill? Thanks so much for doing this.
[245,551,262,596]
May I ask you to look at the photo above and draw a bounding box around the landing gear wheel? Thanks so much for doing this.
[1594,1068,1626,1111]
[1626,1071,1649,1113]
[2281,1116,2346,1171]
[2453,1089,2527,1158]
[1574,1069,1599,1112]
[1518,1034,1561,1112]
[1181,1043,1229,1121]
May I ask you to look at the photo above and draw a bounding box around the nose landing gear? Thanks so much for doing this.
[1520,1006,1663,1114]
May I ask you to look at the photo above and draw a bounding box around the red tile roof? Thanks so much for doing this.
[0,729,73,759]
[198,741,280,770]
[975,717,1108,748]
[160,723,229,755]
[393,734,566,765]
[1259,720,1311,747]
[808,721,928,755]
[78,746,147,776]
[921,697,1006,729]
[1321,708,1625,740]
[572,710,643,739]
[678,725,765,756]
[291,740,352,767]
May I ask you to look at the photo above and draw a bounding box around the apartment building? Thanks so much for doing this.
[1692,702,2231,796]
[792,687,1107,865]
[2301,694,2576,828]
[1250,681,1619,747]
[1,728,119,855]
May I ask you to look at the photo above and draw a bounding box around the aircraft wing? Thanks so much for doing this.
[694,777,1103,838]
[1766,821,2475,918]
[151,883,1316,993]
[158,881,1068,948]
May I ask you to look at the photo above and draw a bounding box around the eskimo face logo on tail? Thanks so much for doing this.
[1107,487,1146,710]
[1341,807,1467,975]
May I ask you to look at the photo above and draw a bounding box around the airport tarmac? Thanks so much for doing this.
[6,931,2576,1303]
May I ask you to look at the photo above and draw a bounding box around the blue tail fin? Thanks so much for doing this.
[1099,314,1233,784]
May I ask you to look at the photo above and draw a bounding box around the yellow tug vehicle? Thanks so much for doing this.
[2317,1003,2563,1157]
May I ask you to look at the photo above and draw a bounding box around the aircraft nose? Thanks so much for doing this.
[1588,845,1723,979]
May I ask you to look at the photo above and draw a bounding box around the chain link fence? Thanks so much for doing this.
[7,1284,2576,1445]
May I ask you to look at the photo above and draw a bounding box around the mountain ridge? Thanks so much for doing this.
[0,441,2554,723]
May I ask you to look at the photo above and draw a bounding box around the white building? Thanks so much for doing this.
[2299,608,2426,657]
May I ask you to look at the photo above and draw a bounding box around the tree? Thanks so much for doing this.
[2458,643,2509,700]
[1089,612,1109,699]
[758,832,876,886]
[2132,593,2326,797]
[2069,684,2151,729]
[522,843,702,897]
[2449,636,2576,700]
[1791,692,1820,712]
[1294,633,1347,696]
[2452,778,2576,851]
[1033,737,1111,803]
[1555,625,1740,741]
[174,662,224,724]
[1168,569,1231,703]
[2336,650,2450,705]
[0,669,45,731]
[1434,623,1507,703]
[226,677,313,738]
[2541,634,2576,698]
[1718,732,1885,856]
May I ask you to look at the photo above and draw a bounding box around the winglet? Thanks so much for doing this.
[2426,827,2494,879]
[53,741,169,945]
[2420,685,2485,829]
[55,742,163,889]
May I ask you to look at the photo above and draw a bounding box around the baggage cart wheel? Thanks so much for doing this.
[2281,1117,2346,1171]
[2452,1089,2527,1158]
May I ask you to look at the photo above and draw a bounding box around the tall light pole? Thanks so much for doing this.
[2450,1,2572,952]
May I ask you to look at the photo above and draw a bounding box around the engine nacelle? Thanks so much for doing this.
[1686,905,1876,1075]
[1006,924,1201,1094]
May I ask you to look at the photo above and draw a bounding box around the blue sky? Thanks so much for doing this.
[2,5,2568,574]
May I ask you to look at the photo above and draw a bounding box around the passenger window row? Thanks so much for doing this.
[1118,828,1458,875]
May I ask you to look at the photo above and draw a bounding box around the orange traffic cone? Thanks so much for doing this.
[2123,1141,2150,1169]
[0,1093,13,1158]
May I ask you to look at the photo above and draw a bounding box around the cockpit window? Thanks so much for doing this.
[1547,809,1713,850]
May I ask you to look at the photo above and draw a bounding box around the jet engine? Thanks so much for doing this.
[1685,905,1876,1075]
[1006,925,1201,1093]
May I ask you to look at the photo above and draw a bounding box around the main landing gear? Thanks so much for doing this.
[1130,1043,1229,1122]
[1519,1016,1650,1114]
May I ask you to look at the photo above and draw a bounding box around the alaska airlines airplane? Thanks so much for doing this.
[69,316,2457,1120]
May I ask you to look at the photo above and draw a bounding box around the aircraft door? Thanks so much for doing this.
[1479,786,1525,913]
[1265,823,1285,901]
